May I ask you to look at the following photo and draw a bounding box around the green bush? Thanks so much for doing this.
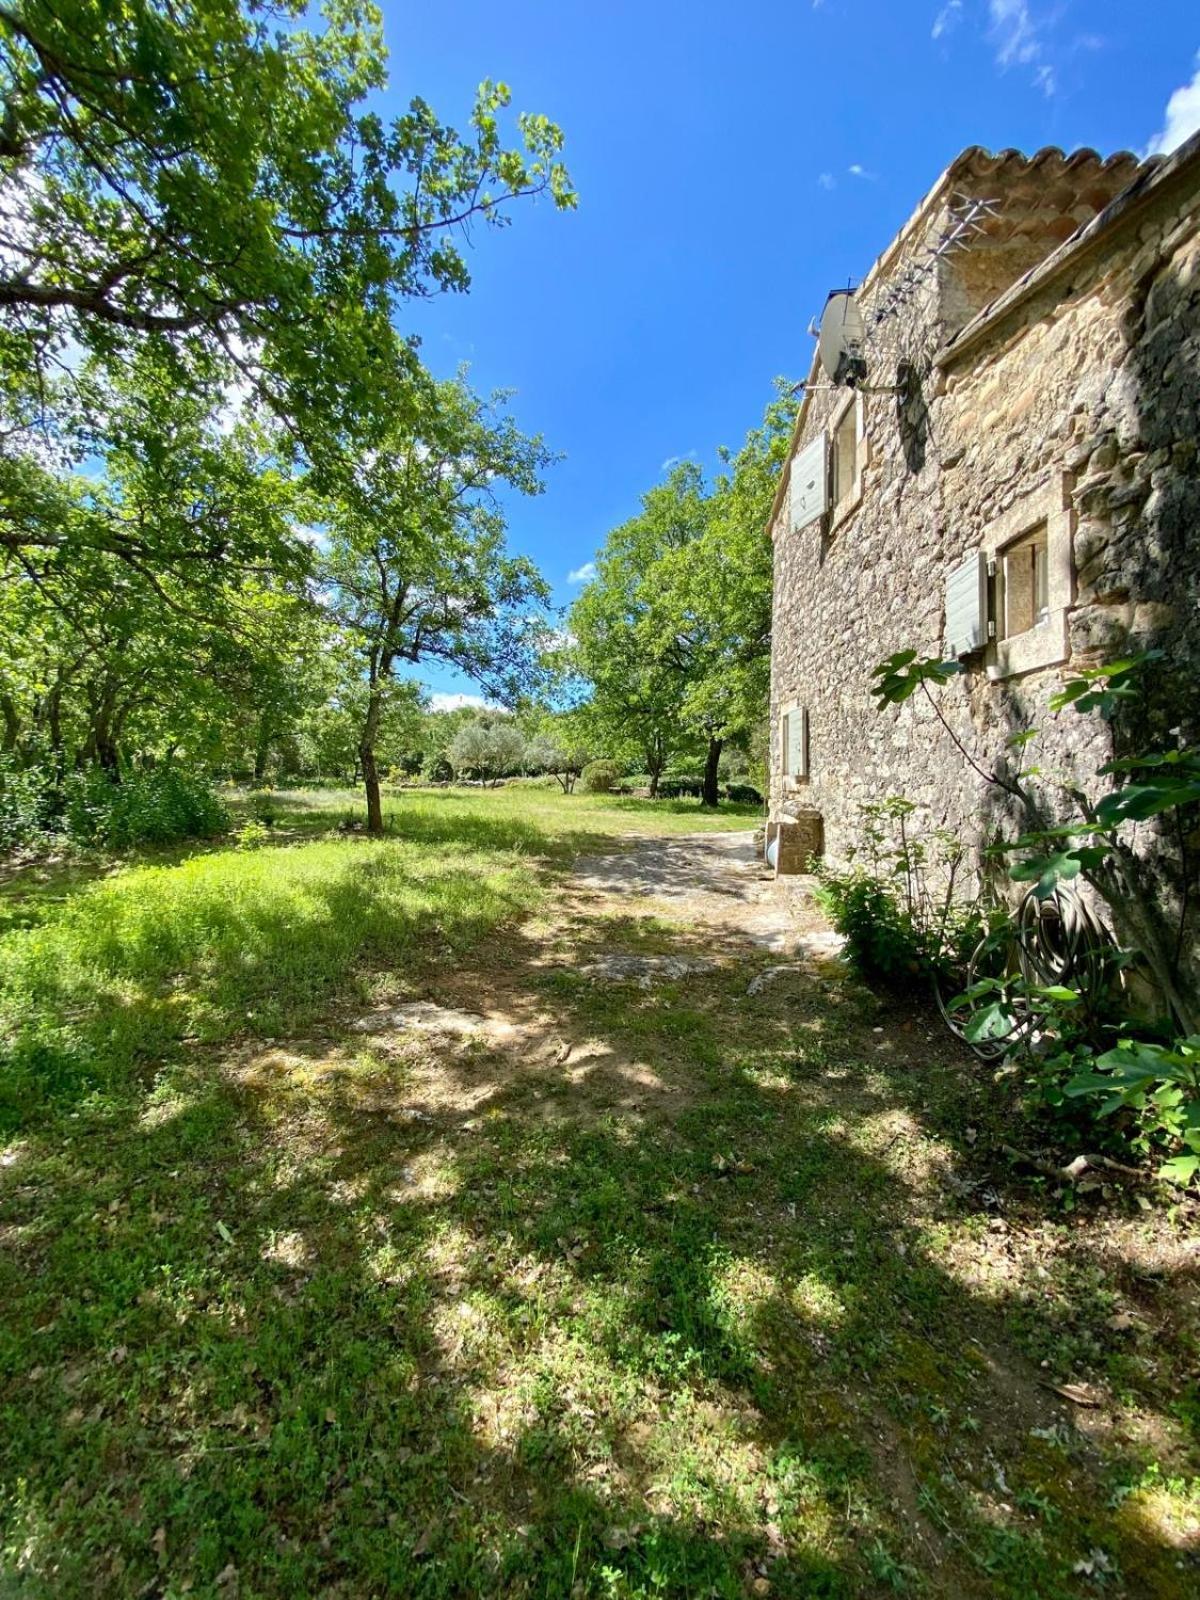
[1065,1034,1200,1186]
[815,797,986,990]
[0,758,59,849]
[658,775,704,800]
[61,768,229,849]
[726,782,763,804]
[581,759,620,793]
[816,867,928,986]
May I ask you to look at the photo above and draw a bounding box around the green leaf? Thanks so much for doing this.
[1009,849,1083,899]
[1094,779,1200,828]
[1158,1154,1200,1186]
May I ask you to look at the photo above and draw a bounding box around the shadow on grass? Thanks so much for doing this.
[0,837,543,1132]
[1,867,1197,1598]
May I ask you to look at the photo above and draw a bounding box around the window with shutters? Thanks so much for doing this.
[978,473,1074,681]
[780,705,808,786]
[828,393,865,528]
[996,523,1050,640]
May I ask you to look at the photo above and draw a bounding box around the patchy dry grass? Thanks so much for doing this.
[1,789,1198,1597]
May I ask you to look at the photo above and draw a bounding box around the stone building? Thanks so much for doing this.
[767,132,1200,882]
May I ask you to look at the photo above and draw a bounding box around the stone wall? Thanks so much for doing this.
[769,145,1200,906]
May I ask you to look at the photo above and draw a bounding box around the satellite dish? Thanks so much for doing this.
[817,290,868,387]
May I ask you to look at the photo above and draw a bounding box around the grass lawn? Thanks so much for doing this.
[1,786,1198,1597]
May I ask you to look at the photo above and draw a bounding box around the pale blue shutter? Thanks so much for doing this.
[945,553,987,657]
[789,437,828,533]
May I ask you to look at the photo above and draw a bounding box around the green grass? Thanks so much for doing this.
[0,836,536,1131]
[232,781,763,846]
[1,786,1197,1598]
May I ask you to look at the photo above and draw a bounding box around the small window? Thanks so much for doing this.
[997,524,1050,640]
[781,707,808,780]
[832,406,859,508]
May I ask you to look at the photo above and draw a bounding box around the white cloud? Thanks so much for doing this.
[293,522,329,552]
[1145,52,1200,156]
[817,171,836,191]
[428,692,494,713]
[931,1,962,41]
[567,561,596,585]
[848,163,878,180]
[989,0,1039,66]
[987,0,1056,95]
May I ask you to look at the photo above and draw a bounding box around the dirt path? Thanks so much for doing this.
[296,826,1197,1598]
[570,829,841,959]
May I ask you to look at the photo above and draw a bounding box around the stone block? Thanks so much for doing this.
[767,811,824,877]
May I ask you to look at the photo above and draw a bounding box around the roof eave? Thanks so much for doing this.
[934,129,1200,370]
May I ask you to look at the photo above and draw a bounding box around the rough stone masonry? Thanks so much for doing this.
[770,145,1197,827]
[767,134,1200,984]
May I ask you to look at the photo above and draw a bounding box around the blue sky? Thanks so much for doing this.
[384,0,1200,708]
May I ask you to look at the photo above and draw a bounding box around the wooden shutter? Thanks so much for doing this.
[945,553,987,658]
[782,707,808,778]
[789,437,828,533]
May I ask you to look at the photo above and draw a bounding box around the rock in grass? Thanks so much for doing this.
[746,964,806,996]
[350,1001,486,1036]
[578,953,718,988]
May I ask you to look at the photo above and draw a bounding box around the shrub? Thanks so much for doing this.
[1065,1034,1200,1186]
[233,819,271,850]
[0,758,59,850]
[581,759,620,793]
[726,782,763,804]
[816,867,928,986]
[658,776,704,800]
[61,768,229,849]
[815,797,986,990]
[422,753,454,783]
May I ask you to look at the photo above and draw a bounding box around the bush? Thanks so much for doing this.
[61,768,230,850]
[1065,1035,1200,1186]
[815,797,985,990]
[0,758,59,850]
[657,776,704,800]
[816,868,928,986]
[726,783,763,805]
[581,759,620,793]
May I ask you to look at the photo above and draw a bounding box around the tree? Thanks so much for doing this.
[320,374,552,831]
[525,724,590,793]
[0,355,312,783]
[654,384,797,804]
[570,383,797,805]
[447,716,525,786]
[0,0,575,496]
[568,467,704,797]
[0,3,576,835]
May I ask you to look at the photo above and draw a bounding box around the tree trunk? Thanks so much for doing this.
[646,730,666,798]
[701,737,723,808]
[254,715,272,783]
[46,685,65,783]
[359,687,384,833]
[0,693,19,753]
